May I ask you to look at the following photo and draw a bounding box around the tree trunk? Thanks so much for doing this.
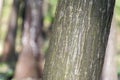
[101,18,118,80]
[0,0,3,17]
[29,0,44,78]
[14,0,43,79]
[43,0,115,80]
[1,0,20,63]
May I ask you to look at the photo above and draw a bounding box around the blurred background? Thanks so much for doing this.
[0,0,119,80]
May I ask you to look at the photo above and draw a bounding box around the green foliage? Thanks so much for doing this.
[44,0,58,28]
[115,0,120,76]
[115,0,120,27]
[0,63,14,80]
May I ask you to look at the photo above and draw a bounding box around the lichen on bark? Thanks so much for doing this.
[43,0,115,80]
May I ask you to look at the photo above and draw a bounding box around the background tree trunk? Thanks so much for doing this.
[43,0,115,80]
[101,17,118,80]
[14,0,43,79]
[0,0,20,63]
[0,0,3,18]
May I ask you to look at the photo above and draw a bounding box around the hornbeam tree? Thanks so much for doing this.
[43,0,115,80]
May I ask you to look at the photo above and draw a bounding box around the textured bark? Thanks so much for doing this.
[14,0,43,79]
[43,0,115,80]
[101,18,118,80]
[1,0,20,62]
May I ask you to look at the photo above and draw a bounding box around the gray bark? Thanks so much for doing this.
[101,18,118,80]
[43,0,115,80]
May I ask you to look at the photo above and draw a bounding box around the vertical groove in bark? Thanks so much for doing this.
[101,18,118,80]
[43,0,115,80]
[1,0,20,62]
